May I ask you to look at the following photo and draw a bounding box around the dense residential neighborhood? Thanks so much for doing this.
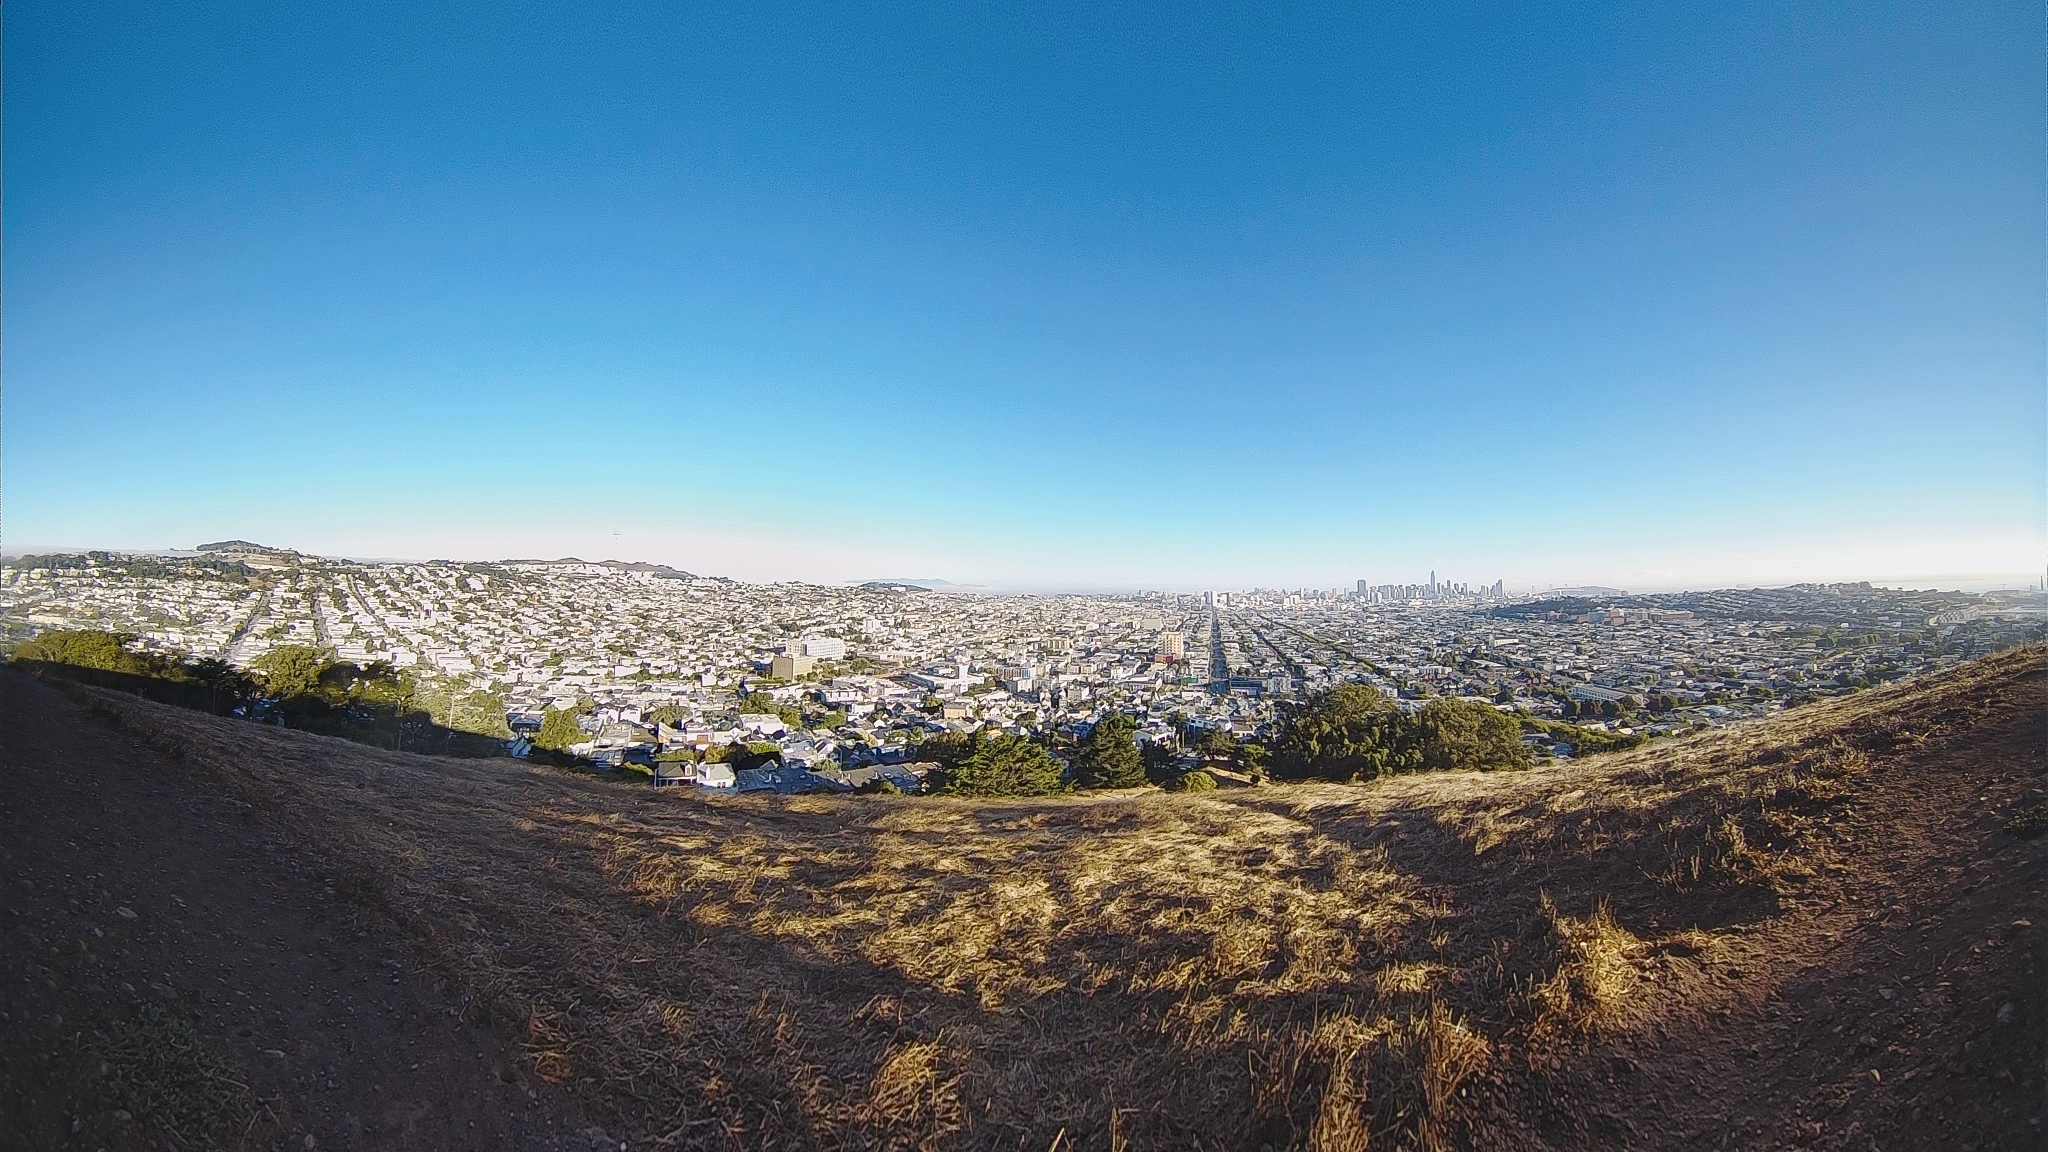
[5,542,2044,793]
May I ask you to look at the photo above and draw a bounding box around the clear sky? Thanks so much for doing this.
[5,1,2042,590]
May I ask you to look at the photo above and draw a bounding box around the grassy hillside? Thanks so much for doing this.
[54,645,2046,1150]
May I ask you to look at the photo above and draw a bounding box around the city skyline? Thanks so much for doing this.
[5,2,2042,590]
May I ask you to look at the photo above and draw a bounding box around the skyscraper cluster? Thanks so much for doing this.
[1353,575,1505,603]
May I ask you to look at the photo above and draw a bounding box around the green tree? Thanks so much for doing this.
[1141,739,1179,784]
[1269,683,1402,782]
[911,729,977,766]
[729,743,784,772]
[1271,684,1534,780]
[738,691,802,729]
[1409,698,1531,772]
[1237,741,1270,773]
[1518,717,1644,755]
[185,657,251,695]
[351,663,417,709]
[1196,728,1240,760]
[449,689,512,739]
[1164,769,1217,793]
[648,704,686,727]
[1073,712,1145,789]
[535,706,584,751]
[14,629,161,676]
[928,732,1068,797]
[251,645,334,699]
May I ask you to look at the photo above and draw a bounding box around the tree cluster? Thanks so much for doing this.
[1517,717,1645,755]
[11,629,250,703]
[16,629,192,678]
[925,731,1068,797]
[737,691,804,730]
[1269,683,1530,782]
[12,631,509,757]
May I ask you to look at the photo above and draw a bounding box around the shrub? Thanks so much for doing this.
[1165,769,1217,792]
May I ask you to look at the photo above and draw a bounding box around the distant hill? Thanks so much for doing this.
[60,639,2046,1151]
[195,540,297,556]
[858,581,934,593]
[1490,596,1614,619]
[500,558,696,578]
[597,559,693,579]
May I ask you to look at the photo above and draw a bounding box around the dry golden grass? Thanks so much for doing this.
[65,644,2043,1150]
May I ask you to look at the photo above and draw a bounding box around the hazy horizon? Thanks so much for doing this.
[3,535,2038,597]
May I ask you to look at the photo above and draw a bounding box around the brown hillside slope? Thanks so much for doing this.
[8,646,2044,1151]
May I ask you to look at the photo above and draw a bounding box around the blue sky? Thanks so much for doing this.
[5,1,2042,589]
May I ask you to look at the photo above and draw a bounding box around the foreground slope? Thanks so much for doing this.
[5,647,2043,1151]
[0,675,608,1151]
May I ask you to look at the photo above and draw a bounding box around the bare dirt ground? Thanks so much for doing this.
[0,672,612,1151]
[2,648,2043,1151]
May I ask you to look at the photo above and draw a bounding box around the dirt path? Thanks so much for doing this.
[0,672,610,1151]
